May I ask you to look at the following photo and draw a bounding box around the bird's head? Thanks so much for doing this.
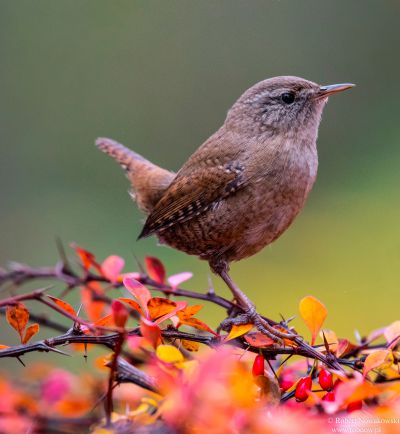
[225,76,354,141]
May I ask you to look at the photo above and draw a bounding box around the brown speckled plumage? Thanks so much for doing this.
[96,76,353,340]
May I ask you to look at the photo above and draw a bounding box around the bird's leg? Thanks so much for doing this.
[215,265,296,343]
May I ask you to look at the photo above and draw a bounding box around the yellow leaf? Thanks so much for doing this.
[47,295,77,317]
[22,323,40,344]
[6,303,29,342]
[299,295,327,345]
[225,323,253,341]
[156,344,184,364]
[363,349,394,377]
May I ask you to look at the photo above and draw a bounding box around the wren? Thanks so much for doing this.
[96,76,354,340]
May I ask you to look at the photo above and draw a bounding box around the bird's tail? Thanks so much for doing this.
[96,137,175,214]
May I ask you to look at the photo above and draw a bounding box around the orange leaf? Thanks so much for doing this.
[94,314,115,328]
[55,397,92,417]
[181,340,200,352]
[123,277,151,318]
[6,303,29,341]
[244,332,275,348]
[47,295,77,317]
[140,317,162,348]
[299,295,327,345]
[179,317,217,336]
[147,297,177,320]
[0,345,10,350]
[145,256,166,284]
[81,282,106,322]
[176,305,203,321]
[225,323,253,341]
[363,350,394,377]
[119,298,143,316]
[101,255,125,283]
[22,323,40,344]
[154,301,187,325]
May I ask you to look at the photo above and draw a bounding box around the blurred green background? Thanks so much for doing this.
[1,0,400,355]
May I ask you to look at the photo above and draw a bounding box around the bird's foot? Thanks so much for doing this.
[221,304,298,345]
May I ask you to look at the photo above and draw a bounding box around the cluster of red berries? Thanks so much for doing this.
[293,369,362,411]
[251,355,362,412]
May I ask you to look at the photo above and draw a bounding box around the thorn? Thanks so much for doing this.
[207,274,215,295]
[131,253,145,275]
[322,330,330,353]
[266,359,280,383]
[55,236,71,271]
[16,356,25,367]
[34,286,53,297]
[279,354,293,367]
[76,303,83,316]
[58,285,73,299]
[45,345,71,356]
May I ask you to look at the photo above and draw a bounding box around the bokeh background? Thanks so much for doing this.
[1,0,400,355]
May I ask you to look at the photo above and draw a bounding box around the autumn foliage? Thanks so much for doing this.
[1,245,400,433]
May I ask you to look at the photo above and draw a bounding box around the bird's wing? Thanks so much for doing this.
[138,146,245,238]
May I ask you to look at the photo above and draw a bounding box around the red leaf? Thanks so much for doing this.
[111,300,129,328]
[140,317,162,348]
[123,277,151,318]
[145,256,166,284]
[47,295,77,317]
[244,332,275,348]
[101,255,125,283]
[70,243,101,273]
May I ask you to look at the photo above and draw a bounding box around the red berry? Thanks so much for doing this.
[322,391,335,402]
[319,369,333,391]
[295,376,312,402]
[347,400,362,412]
[280,374,295,392]
[252,354,264,377]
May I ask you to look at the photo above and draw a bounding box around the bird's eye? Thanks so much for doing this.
[281,92,295,104]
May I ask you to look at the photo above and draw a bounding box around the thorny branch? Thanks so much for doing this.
[0,255,394,395]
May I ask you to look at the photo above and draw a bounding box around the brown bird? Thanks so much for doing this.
[96,76,354,341]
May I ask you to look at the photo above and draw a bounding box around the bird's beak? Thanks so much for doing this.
[316,83,355,99]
